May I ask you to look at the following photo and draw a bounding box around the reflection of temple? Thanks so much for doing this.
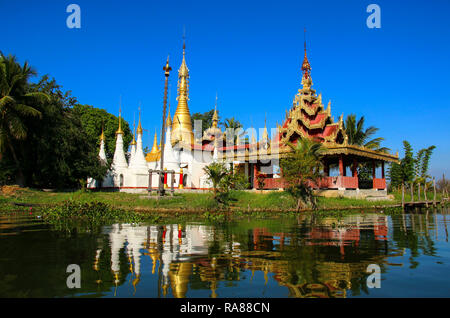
[90,214,406,298]
[103,223,214,297]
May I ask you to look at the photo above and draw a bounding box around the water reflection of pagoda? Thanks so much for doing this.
[94,215,404,298]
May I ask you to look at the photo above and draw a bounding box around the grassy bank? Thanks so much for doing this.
[2,186,448,232]
[2,186,442,214]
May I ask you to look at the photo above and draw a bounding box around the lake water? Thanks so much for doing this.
[0,209,449,298]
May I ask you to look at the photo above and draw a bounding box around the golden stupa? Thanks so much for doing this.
[171,41,194,147]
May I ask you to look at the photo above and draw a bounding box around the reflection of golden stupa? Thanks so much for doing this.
[169,263,193,298]
[144,247,160,274]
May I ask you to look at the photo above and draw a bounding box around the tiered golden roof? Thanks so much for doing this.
[277,45,346,146]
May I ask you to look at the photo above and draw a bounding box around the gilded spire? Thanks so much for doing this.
[171,40,194,145]
[251,128,256,144]
[100,124,105,141]
[179,42,189,77]
[145,129,161,162]
[116,103,124,135]
[150,129,159,153]
[166,107,172,127]
[301,28,311,79]
[262,119,269,141]
[212,94,219,128]
[131,117,136,145]
[137,103,143,135]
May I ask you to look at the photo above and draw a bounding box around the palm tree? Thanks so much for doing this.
[0,52,48,186]
[203,162,229,201]
[343,114,389,152]
[222,117,245,145]
[280,138,324,210]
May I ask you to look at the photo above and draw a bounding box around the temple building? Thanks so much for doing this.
[87,39,398,197]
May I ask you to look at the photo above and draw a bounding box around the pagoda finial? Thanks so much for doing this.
[166,105,172,127]
[131,117,136,145]
[212,93,219,128]
[262,117,269,141]
[100,122,105,141]
[137,102,143,135]
[301,28,311,79]
[171,37,194,145]
[116,96,124,135]
[251,127,256,144]
[150,129,159,153]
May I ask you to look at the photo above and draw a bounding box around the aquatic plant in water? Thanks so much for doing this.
[42,200,145,230]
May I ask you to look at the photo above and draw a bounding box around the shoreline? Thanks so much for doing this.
[1,187,447,217]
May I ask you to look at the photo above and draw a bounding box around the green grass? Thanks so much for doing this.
[1,187,447,216]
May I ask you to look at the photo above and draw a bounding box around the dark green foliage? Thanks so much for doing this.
[0,52,49,185]
[73,104,132,159]
[191,109,216,137]
[203,162,249,206]
[0,53,121,188]
[279,138,324,210]
[20,76,108,188]
[389,141,414,188]
[389,141,435,189]
[43,200,145,232]
[414,145,436,183]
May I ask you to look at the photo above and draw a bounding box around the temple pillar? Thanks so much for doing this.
[381,161,385,179]
[352,158,359,190]
[372,160,376,190]
[253,163,258,189]
[339,155,344,176]
[372,160,376,179]
[338,155,345,190]
[179,168,184,189]
[164,168,168,189]
[148,169,153,193]
[324,161,329,177]
[352,158,358,177]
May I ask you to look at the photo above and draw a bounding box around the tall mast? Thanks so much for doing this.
[158,56,172,196]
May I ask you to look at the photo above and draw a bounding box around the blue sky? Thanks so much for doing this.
[1,0,449,179]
